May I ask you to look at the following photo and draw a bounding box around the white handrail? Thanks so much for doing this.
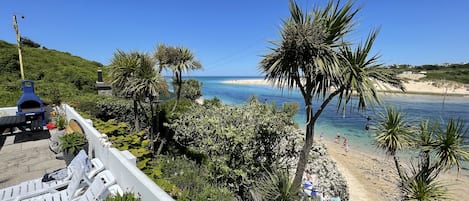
[63,104,173,201]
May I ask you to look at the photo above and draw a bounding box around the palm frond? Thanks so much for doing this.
[109,50,168,100]
[373,106,413,156]
[401,159,449,201]
[432,118,469,172]
[254,168,300,201]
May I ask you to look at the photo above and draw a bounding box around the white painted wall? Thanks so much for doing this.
[63,105,173,201]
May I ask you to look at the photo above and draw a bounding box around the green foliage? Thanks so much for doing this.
[401,161,448,201]
[94,96,149,129]
[70,94,102,116]
[389,63,469,84]
[282,102,299,118]
[59,132,87,154]
[55,113,68,130]
[95,119,150,159]
[373,106,413,156]
[173,78,203,101]
[202,97,222,107]
[21,37,41,48]
[0,40,102,106]
[145,156,236,201]
[430,118,469,172]
[93,118,129,137]
[166,99,301,198]
[374,108,469,199]
[105,192,141,201]
[159,98,193,118]
[254,169,300,201]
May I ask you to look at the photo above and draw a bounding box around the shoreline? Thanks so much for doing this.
[319,137,469,201]
[221,79,469,97]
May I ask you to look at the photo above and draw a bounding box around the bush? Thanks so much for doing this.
[166,99,302,198]
[146,155,236,201]
[173,78,203,101]
[59,131,86,154]
[105,192,141,201]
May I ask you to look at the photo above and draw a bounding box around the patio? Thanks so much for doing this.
[0,130,65,188]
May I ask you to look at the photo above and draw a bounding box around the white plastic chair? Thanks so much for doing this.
[0,151,104,201]
[20,170,116,201]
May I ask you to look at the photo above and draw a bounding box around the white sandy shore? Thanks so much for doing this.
[321,138,469,201]
[222,76,469,96]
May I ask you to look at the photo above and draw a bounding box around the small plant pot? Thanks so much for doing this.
[49,129,66,154]
[63,150,76,166]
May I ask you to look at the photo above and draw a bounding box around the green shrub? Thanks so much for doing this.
[55,114,67,130]
[173,78,203,101]
[105,192,141,201]
[59,132,86,154]
[146,155,236,201]
[166,100,302,198]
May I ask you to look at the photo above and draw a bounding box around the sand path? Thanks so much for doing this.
[322,140,399,201]
[321,139,469,201]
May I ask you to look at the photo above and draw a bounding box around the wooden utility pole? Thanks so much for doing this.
[13,15,25,80]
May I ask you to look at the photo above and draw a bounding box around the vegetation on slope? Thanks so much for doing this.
[389,63,469,84]
[0,40,102,106]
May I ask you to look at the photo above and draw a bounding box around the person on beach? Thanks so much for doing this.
[342,136,347,148]
[319,132,324,141]
[345,143,349,155]
[334,132,340,143]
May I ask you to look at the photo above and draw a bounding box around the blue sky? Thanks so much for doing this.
[1,0,468,76]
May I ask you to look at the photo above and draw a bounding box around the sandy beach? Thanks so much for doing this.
[222,75,469,96]
[320,138,469,201]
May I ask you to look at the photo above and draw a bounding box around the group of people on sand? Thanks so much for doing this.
[334,132,349,154]
[302,171,342,201]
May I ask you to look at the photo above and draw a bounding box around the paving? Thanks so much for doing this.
[0,130,66,188]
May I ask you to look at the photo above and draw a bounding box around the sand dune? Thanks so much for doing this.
[222,76,469,96]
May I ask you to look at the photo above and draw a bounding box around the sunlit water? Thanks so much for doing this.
[182,76,468,169]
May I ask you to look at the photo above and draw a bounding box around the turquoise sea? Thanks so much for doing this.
[188,76,469,156]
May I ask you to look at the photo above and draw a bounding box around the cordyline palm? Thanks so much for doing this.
[374,106,413,183]
[431,118,469,173]
[401,160,448,201]
[260,0,404,189]
[154,44,202,113]
[154,43,178,74]
[110,50,168,131]
[171,47,202,112]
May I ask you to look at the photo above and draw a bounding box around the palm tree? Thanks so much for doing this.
[154,43,178,74]
[154,45,202,113]
[109,50,168,131]
[260,0,404,188]
[400,118,469,200]
[401,160,448,201]
[431,118,469,173]
[254,169,300,201]
[373,106,413,182]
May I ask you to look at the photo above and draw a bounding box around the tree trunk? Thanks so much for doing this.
[171,71,182,113]
[393,155,404,184]
[156,139,166,155]
[292,102,315,189]
[133,99,140,131]
[149,100,155,154]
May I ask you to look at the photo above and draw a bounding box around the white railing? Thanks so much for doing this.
[63,105,174,201]
[0,107,17,117]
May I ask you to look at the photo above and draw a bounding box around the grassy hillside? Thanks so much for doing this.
[390,63,469,84]
[0,40,103,106]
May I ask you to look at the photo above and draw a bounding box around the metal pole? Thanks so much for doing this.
[13,15,25,80]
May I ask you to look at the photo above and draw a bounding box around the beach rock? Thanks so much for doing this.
[305,144,349,200]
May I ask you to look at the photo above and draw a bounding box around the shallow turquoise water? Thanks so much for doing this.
[188,76,469,155]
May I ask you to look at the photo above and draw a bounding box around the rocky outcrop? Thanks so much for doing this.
[305,144,349,200]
